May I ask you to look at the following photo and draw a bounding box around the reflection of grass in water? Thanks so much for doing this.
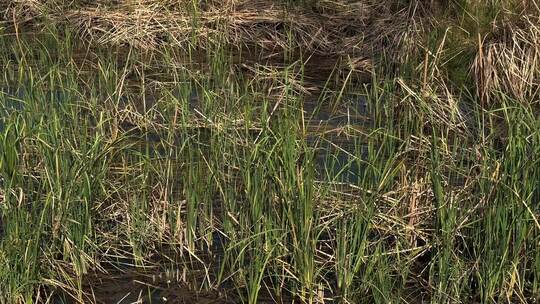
[0,2,539,303]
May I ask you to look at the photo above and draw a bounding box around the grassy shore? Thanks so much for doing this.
[0,0,539,303]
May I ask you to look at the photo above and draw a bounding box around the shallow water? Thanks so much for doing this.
[0,86,372,184]
[1,86,373,302]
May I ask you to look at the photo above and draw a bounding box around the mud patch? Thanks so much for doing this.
[65,271,234,304]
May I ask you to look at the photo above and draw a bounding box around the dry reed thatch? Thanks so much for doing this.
[474,14,540,105]
[4,0,431,59]
[8,0,540,107]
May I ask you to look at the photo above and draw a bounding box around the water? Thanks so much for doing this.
[0,85,373,302]
[0,86,372,184]
[0,87,24,132]
[305,94,371,183]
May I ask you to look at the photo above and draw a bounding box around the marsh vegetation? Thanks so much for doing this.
[0,0,539,303]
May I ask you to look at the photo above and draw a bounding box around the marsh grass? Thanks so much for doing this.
[0,1,539,303]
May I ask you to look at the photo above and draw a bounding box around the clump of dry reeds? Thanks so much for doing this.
[474,14,540,105]
[4,0,432,59]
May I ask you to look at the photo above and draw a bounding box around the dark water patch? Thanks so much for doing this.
[58,270,235,304]
[312,140,368,184]
[304,93,371,125]
[0,87,72,132]
[1,83,375,190]
[0,87,25,132]
[0,87,26,110]
[304,94,372,184]
[119,90,374,185]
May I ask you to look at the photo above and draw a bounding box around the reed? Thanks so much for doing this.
[0,1,539,303]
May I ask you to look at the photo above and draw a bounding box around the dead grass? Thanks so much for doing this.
[7,0,540,108]
[474,14,540,104]
[4,0,431,59]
